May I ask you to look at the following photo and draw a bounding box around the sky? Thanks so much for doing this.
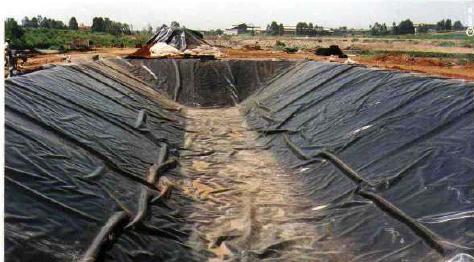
[3,0,474,30]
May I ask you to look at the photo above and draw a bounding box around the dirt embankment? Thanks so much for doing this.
[357,54,474,80]
[13,44,474,81]
[15,48,138,73]
[209,35,474,81]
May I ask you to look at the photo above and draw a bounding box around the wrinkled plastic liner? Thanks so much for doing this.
[5,58,474,261]
[126,59,296,107]
[5,60,198,261]
[242,61,474,260]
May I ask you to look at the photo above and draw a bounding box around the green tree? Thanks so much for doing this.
[91,17,105,32]
[370,22,389,35]
[397,19,415,34]
[445,19,452,31]
[122,24,132,35]
[436,19,446,31]
[453,20,464,31]
[278,23,284,35]
[68,17,79,30]
[30,17,39,28]
[391,22,399,35]
[39,18,49,28]
[103,18,112,32]
[37,17,65,29]
[267,21,280,36]
[5,18,25,48]
[296,22,309,35]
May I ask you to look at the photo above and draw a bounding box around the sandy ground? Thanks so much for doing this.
[220,48,474,81]
[211,35,474,81]
[16,48,137,73]
[208,36,474,54]
[179,107,344,261]
[356,55,474,80]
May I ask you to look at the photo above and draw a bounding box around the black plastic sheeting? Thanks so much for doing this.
[242,61,474,261]
[146,26,207,51]
[126,59,296,107]
[4,59,204,261]
[5,58,474,261]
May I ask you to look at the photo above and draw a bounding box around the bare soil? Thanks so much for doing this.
[16,48,137,73]
[207,36,474,54]
[357,54,474,80]
[13,44,474,81]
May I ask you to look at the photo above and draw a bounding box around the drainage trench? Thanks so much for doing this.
[127,58,348,260]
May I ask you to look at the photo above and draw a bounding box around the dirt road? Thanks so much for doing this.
[179,107,345,261]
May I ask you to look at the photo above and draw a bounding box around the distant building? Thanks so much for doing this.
[282,26,333,36]
[78,23,91,31]
[282,25,296,35]
[224,23,260,35]
[224,28,239,35]
[414,23,437,34]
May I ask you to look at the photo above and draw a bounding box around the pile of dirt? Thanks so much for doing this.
[373,54,448,67]
[315,45,348,58]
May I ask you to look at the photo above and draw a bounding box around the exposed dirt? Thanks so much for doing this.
[179,107,347,261]
[12,45,474,81]
[357,55,474,80]
[16,48,138,73]
[207,36,474,54]
[219,48,474,81]
[221,48,316,60]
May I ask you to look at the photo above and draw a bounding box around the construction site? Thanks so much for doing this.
[3,15,474,262]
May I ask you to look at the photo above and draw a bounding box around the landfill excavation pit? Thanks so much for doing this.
[4,58,474,262]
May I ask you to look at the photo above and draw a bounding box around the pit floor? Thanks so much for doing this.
[178,107,345,261]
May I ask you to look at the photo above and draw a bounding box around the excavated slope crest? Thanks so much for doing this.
[4,58,474,261]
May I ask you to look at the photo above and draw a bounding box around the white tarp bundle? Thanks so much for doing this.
[184,45,222,58]
[149,43,182,57]
[150,43,222,58]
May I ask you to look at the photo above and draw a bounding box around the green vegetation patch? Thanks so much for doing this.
[23,28,148,50]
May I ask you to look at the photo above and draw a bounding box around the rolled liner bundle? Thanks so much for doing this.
[4,59,197,261]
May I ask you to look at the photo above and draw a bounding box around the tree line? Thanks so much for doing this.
[295,22,325,36]
[266,21,285,36]
[370,18,465,36]
[370,20,416,35]
[266,18,462,37]
[91,17,132,35]
[5,16,187,49]
[22,16,69,30]
[19,15,133,35]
